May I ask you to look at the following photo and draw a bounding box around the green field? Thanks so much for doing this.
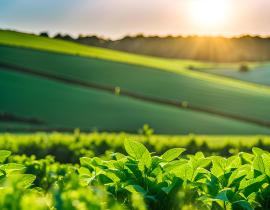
[200,64,270,86]
[1,30,270,134]
[0,30,269,92]
[3,69,270,133]
[1,45,270,124]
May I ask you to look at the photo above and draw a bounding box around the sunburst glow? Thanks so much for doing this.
[189,0,229,27]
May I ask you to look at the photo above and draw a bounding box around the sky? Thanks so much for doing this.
[0,0,270,39]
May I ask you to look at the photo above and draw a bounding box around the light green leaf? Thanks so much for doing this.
[171,163,193,181]
[193,158,211,169]
[0,163,25,175]
[226,156,241,169]
[194,152,205,160]
[10,174,36,188]
[115,153,126,161]
[253,155,265,173]
[163,160,187,172]
[161,148,186,162]
[0,150,11,163]
[124,139,150,160]
[80,157,92,166]
[138,151,152,172]
[262,154,270,176]
[211,156,226,177]
[252,147,267,156]
[228,165,249,187]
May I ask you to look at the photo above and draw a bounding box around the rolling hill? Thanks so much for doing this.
[2,69,270,133]
[0,45,270,123]
[199,64,270,86]
[0,30,270,133]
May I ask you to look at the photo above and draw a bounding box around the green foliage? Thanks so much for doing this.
[78,140,270,210]
[2,137,270,209]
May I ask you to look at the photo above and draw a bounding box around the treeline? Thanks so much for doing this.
[41,32,270,62]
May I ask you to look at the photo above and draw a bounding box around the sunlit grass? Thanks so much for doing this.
[1,30,269,95]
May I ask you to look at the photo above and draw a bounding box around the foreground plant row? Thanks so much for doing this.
[1,139,270,210]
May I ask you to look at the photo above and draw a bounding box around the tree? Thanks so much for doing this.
[39,32,49,37]
[239,64,249,72]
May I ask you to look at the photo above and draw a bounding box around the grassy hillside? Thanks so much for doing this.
[1,68,270,134]
[0,30,269,93]
[1,45,270,124]
[200,64,270,86]
[1,30,270,133]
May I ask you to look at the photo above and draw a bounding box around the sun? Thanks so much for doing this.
[189,0,229,27]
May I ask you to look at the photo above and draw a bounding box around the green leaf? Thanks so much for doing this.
[228,165,249,187]
[216,190,230,202]
[78,167,91,176]
[163,160,187,172]
[11,174,36,188]
[161,148,186,162]
[114,153,126,161]
[226,156,241,169]
[253,155,265,173]
[252,147,266,156]
[216,189,235,203]
[240,152,254,164]
[233,200,253,210]
[262,154,270,176]
[211,156,226,177]
[171,163,193,181]
[0,150,11,163]
[124,139,150,160]
[241,175,266,197]
[138,151,152,172]
[0,163,25,175]
[21,174,36,188]
[193,158,211,169]
[125,185,147,195]
[80,157,94,171]
[80,157,91,166]
[161,178,183,195]
[194,152,205,160]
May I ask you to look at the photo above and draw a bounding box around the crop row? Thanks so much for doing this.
[0,131,270,162]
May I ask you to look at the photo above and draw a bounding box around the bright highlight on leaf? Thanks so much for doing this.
[161,148,186,161]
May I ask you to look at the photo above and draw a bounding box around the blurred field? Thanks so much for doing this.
[1,132,270,162]
[1,30,270,134]
[201,64,270,86]
[3,69,270,133]
[1,30,269,92]
[1,45,270,129]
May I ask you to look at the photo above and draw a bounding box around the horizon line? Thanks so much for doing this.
[2,28,270,41]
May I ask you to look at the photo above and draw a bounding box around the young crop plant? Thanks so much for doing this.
[0,150,47,209]
[0,151,124,210]
[79,140,270,210]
